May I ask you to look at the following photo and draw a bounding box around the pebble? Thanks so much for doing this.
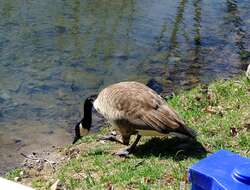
[36,164,43,171]
[168,56,181,64]
[99,140,106,144]
[14,139,22,144]
[50,179,65,190]
[20,171,24,176]
[14,177,21,182]
[110,131,117,136]
[246,64,250,80]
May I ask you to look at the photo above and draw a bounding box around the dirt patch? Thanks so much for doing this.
[0,120,72,175]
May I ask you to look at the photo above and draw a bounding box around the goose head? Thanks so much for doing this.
[73,97,94,144]
[72,119,90,144]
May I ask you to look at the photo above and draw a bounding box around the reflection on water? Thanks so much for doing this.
[0,0,250,173]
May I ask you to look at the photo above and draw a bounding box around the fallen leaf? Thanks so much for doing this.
[203,106,224,116]
[182,172,189,183]
[244,122,250,130]
[203,106,217,114]
[195,95,201,101]
[107,182,114,190]
[230,127,238,137]
[207,90,216,102]
[164,174,174,184]
[144,177,153,184]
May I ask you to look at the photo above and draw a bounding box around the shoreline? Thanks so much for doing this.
[4,75,250,189]
[0,121,72,176]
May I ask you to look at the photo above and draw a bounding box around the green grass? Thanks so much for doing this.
[5,168,23,181]
[6,76,250,190]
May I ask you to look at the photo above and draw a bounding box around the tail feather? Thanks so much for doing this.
[141,104,197,139]
[175,124,197,139]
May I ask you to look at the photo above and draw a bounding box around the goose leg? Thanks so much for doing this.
[116,135,141,157]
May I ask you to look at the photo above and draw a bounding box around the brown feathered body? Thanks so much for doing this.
[93,81,196,145]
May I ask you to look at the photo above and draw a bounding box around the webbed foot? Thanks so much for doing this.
[98,134,116,141]
[115,148,131,157]
[98,134,123,144]
[114,135,142,157]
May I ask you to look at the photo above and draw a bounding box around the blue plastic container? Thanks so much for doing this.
[189,149,250,190]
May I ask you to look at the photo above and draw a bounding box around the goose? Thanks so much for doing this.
[73,81,196,156]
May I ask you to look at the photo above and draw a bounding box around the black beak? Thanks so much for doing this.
[72,136,81,144]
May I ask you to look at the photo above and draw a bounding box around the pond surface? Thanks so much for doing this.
[0,0,250,174]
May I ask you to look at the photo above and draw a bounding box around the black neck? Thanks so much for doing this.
[81,97,94,130]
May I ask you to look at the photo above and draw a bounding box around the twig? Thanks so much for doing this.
[44,159,56,171]
[20,153,38,161]
[20,152,56,171]
[134,160,145,168]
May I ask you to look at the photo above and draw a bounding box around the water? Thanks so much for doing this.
[0,0,250,174]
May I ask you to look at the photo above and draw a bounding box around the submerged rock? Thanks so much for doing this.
[0,91,11,100]
[146,79,163,94]
[240,50,250,60]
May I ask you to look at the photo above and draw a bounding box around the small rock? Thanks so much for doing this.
[246,64,250,80]
[168,56,181,63]
[48,130,54,135]
[14,139,22,144]
[36,164,43,171]
[110,131,117,136]
[19,170,29,178]
[50,179,65,190]
[14,177,21,182]
[20,171,24,176]
[99,140,106,144]
[32,152,37,156]
[110,52,128,60]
